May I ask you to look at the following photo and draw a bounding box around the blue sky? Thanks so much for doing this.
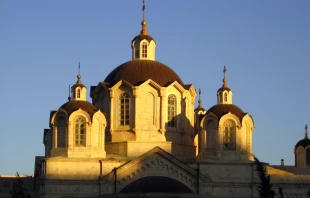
[0,1,309,175]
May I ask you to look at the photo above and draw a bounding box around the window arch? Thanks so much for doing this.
[77,89,81,98]
[74,116,86,146]
[224,93,227,102]
[223,120,236,150]
[120,93,130,126]
[142,42,148,58]
[167,94,177,127]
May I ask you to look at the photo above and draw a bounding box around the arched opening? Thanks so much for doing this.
[223,120,236,150]
[120,176,193,193]
[224,93,227,102]
[167,94,177,127]
[74,116,86,146]
[142,42,148,58]
[120,93,130,126]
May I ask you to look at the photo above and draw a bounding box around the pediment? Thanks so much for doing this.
[103,147,212,193]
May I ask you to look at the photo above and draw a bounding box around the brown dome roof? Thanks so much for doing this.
[295,139,310,149]
[132,34,155,44]
[207,104,246,120]
[104,60,184,87]
[217,86,231,92]
[60,100,98,118]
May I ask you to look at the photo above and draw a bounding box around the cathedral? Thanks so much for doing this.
[1,2,310,198]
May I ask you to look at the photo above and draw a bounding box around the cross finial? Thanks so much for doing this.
[78,62,81,75]
[222,65,227,87]
[77,62,82,84]
[198,88,201,100]
[140,0,148,35]
[68,85,71,101]
[142,0,146,21]
[305,124,308,139]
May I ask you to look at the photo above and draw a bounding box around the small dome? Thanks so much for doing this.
[132,34,155,45]
[104,60,184,87]
[207,104,245,120]
[217,86,231,93]
[60,100,98,118]
[295,139,310,149]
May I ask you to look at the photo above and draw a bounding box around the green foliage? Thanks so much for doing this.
[10,172,31,198]
[254,156,275,198]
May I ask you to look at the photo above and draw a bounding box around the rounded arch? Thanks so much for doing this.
[201,113,218,130]
[119,176,194,193]
[69,109,91,123]
[50,109,68,126]
[219,113,241,127]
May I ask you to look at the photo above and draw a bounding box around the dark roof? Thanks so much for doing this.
[207,104,246,120]
[132,34,155,44]
[217,86,231,92]
[104,60,184,87]
[60,100,98,118]
[295,138,310,149]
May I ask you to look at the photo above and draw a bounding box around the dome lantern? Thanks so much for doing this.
[217,66,233,104]
[131,0,156,61]
[71,62,87,101]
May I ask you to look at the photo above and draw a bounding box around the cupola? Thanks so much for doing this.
[294,124,310,168]
[197,66,254,162]
[217,66,233,104]
[45,64,107,158]
[131,0,156,61]
[71,63,87,101]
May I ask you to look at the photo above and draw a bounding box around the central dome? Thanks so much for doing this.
[104,60,184,87]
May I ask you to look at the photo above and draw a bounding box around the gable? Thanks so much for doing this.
[102,147,212,193]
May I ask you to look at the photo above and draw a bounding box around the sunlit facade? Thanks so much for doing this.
[1,4,310,198]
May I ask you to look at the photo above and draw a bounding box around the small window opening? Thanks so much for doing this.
[77,89,81,98]
[168,95,177,127]
[142,42,148,58]
[120,93,130,126]
[224,93,227,102]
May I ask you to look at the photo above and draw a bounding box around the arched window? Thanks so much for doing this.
[142,42,147,58]
[75,116,86,146]
[306,148,310,166]
[224,93,227,102]
[223,120,236,150]
[57,117,66,147]
[120,93,130,126]
[77,89,81,98]
[168,94,177,127]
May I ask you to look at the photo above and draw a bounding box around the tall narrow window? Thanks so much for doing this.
[120,93,130,126]
[57,117,66,147]
[167,94,177,127]
[224,93,227,102]
[77,89,81,98]
[142,42,147,58]
[134,42,140,59]
[306,148,310,166]
[223,120,236,150]
[75,116,86,146]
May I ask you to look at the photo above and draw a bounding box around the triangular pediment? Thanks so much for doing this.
[103,147,212,193]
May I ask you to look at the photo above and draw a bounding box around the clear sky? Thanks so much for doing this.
[0,1,309,175]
